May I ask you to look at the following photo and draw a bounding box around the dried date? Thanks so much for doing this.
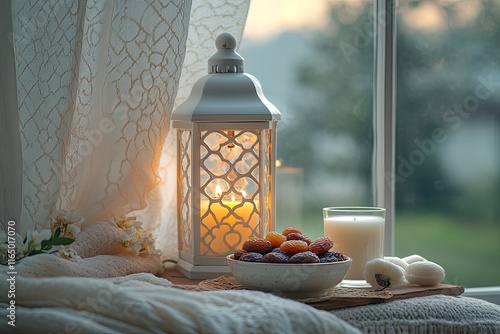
[289,251,320,263]
[239,252,264,262]
[280,240,309,255]
[242,238,274,254]
[233,249,247,260]
[262,252,290,263]
[308,236,333,255]
[282,227,303,236]
[286,232,311,244]
[265,231,287,248]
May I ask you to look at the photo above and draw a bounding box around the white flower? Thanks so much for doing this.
[52,209,84,225]
[364,258,406,290]
[65,210,85,225]
[14,233,26,258]
[114,216,142,230]
[0,209,84,265]
[26,228,53,252]
[138,232,157,256]
[122,234,144,255]
[26,230,42,251]
[39,229,52,241]
[65,223,81,239]
[117,215,160,259]
[57,248,82,262]
[51,209,84,238]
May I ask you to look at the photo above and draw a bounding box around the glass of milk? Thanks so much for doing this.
[323,207,385,288]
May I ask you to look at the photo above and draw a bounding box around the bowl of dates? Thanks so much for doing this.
[226,227,351,298]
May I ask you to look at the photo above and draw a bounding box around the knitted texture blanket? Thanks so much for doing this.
[2,218,499,333]
[0,273,361,334]
[0,219,359,333]
[332,294,500,334]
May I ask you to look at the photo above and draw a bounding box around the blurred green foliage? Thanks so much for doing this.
[395,212,500,288]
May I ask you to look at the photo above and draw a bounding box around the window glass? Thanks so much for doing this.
[395,0,500,287]
[241,0,375,238]
[242,0,499,288]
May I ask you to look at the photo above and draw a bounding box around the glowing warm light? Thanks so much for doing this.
[215,185,222,198]
[276,159,282,168]
[227,130,235,149]
[200,194,257,254]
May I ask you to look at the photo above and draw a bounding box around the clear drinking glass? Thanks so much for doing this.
[323,207,385,287]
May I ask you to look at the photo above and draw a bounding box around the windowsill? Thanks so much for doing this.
[464,287,500,305]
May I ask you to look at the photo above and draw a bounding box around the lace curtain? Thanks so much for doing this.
[0,0,250,261]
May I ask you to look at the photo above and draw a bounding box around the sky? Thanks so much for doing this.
[242,0,485,42]
[242,0,337,42]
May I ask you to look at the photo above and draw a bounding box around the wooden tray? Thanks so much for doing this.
[306,283,464,310]
[162,263,464,310]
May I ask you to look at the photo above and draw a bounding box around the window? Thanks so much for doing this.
[241,0,500,301]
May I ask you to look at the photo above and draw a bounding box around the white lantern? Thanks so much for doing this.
[171,33,281,278]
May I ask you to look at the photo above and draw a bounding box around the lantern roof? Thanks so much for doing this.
[172,32,281,124]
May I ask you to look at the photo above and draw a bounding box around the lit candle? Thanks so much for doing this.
[324,214,385,280]
[200,189,257,254]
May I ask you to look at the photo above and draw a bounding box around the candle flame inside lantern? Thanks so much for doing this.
[215,185,223,198]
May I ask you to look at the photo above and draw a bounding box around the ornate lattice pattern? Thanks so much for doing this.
[178,129,192,254]
[262,128,272,234]
[12,0,191,229]
[199,130,264,256]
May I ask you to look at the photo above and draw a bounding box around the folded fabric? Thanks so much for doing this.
[0,252,163,278]
[0,219,164,278]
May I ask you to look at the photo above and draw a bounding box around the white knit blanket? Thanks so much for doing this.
[0,218,359,333]
[0,273,360,334]
[2,272,500,333]
[2,219,499,333]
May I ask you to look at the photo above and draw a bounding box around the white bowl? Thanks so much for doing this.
[226,254,351,298]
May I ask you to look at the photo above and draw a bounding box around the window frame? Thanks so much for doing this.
[373,0,396,258]
[374,0,500,304]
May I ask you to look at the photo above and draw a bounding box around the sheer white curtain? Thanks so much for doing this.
[0,0,250,264]
[135,1,251,260]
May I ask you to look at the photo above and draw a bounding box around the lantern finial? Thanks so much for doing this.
[209,32,244,74]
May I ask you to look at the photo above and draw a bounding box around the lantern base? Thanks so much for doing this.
[176,258,232,279]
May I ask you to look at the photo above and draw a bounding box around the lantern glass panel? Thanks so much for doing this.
[198,128,272,256]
